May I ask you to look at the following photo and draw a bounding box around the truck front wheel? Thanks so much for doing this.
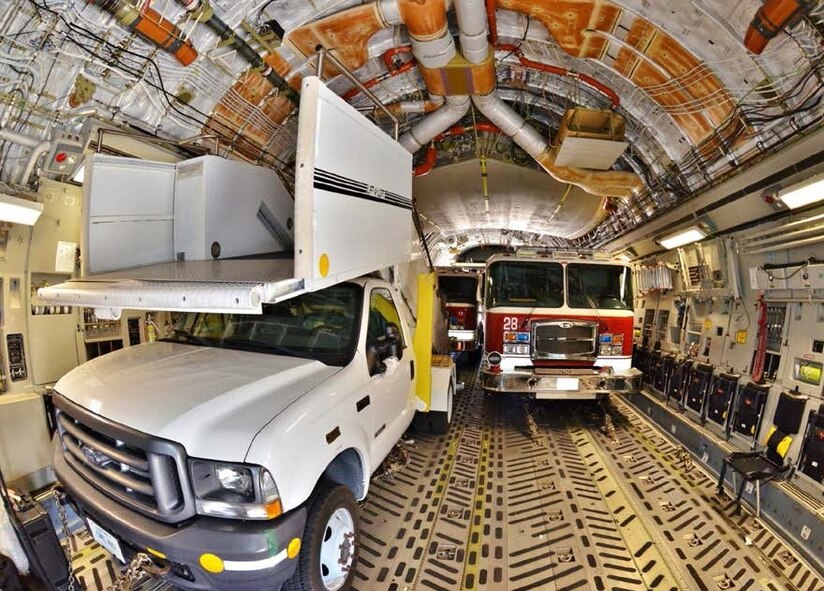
[285,484,359,591]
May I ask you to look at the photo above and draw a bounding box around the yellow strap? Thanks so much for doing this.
[776,435,792,459]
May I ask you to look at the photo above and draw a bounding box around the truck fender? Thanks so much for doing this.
[245,402,374,512]
[323,448,368,500]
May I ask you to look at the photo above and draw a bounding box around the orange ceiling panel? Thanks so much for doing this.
[497,0,617,59]
[205,53,299,162]
[496,0,740,147]
[285,3,384,72]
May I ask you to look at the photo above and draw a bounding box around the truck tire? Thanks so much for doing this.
[285,484,359,591]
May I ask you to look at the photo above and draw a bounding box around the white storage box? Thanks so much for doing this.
[175,156,294,261]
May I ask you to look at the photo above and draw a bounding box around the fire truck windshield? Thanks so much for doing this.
[438,275,478,304]
[486,262,564,308]
[567,264,633,310]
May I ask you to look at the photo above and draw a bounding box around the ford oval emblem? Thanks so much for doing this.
[559,322,574,329]
[83,445,111,467]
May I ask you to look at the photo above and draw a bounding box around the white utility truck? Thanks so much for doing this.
[40,77,455,591]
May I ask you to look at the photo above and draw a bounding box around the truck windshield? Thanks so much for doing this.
[486,262,564,308]
[161,283,362,366]
[567,264,633,310]
[438,275,478,304]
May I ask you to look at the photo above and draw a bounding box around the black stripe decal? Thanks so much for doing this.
[314,181,413,210]
[314,173,412,207]
[315,169,410,204]
[356,396,371,412]
[314,168,412,210]
[314,174,411,206]
[326,426,341,444]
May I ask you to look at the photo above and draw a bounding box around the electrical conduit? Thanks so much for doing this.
[178,0,299,106]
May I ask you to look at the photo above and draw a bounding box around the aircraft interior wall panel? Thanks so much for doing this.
[0,223,34,394]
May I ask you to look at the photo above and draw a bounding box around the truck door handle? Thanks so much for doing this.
[410,360,415,380]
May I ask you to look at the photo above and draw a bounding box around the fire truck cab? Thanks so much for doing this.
[481,253,642,400]
[437,269,483,354]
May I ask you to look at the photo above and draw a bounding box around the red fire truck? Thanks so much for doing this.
[437,269,483,354]
[481,253,642,399]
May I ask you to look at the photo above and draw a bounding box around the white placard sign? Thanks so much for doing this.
[55,241,76,273]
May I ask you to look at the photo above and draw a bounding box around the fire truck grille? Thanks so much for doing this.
[532,320,598,360]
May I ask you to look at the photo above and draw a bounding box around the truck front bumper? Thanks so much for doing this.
[448,329,479,351]
[54,447,306,591]
[481,367,642,399]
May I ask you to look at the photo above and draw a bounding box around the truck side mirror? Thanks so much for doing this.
[367,344,387,376]
[385,337,401,361]
[384,324,402,359]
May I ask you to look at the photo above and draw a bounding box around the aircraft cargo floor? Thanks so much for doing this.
[66,367,824,591]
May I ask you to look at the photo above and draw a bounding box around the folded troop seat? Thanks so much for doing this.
[716,390,808,515]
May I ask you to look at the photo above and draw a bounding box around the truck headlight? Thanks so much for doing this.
[215,465,254,498]
[190,460,282,520]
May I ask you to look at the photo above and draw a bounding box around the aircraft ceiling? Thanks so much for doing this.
[0,0,821,257]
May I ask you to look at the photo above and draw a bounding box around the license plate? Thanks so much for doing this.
[87,518,126,563]
[556,378,580,391]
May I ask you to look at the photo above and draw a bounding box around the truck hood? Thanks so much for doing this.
[55,342,340,461]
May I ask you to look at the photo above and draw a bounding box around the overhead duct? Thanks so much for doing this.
[744,0,815,54]
[399,96,471,152]
[450,0,643,199]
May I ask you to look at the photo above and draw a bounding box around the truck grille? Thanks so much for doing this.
[532,320,598,360]
[55,395,195,523]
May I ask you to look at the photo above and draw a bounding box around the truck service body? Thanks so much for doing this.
[482,254,642,399]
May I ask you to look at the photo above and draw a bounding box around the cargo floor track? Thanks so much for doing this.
[68,367,824,591]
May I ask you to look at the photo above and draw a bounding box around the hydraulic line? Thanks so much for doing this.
[86,0,198,66]
[178,0,299,106]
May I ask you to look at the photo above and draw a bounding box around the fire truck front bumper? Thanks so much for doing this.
[449,329,479,351]
[481,367,642,399]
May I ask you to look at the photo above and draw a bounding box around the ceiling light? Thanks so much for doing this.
[779,174,824,210]
[0,193,44,225]
[658,226,706,250]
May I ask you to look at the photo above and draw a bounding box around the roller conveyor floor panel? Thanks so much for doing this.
[355,368,824,591]
[65,368,824,591]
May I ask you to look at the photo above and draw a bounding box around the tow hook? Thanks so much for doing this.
[144,559,172,577]
[527,377,539,389]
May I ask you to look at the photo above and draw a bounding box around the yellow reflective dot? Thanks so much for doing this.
[145,547,166,560]
[287,538,302,560]
[199,553,224,574]
[319,253,330,278]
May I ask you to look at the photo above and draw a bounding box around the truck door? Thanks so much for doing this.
[363,287,413,460]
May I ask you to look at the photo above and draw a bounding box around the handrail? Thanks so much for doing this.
[95,128,219,155]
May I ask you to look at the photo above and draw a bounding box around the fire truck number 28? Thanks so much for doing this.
[503,317,519,331]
